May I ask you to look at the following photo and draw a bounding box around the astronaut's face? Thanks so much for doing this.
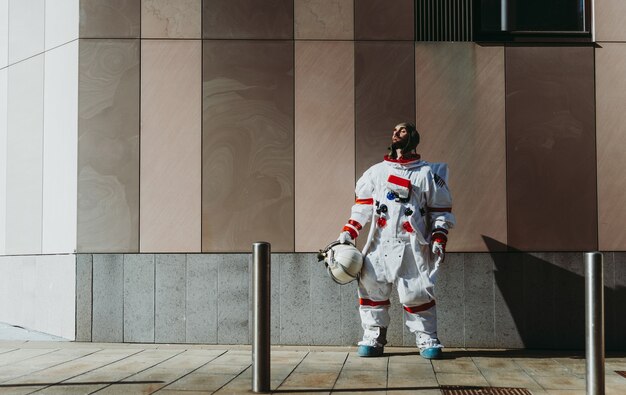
[392,124,409,146]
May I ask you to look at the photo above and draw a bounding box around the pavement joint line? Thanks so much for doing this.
[211,361,252,394]
[132,349,229,393]
[26,347,148,394]
[509,355,543,390]
[0,348,59,369]
[329,352,350,392]
[151,349,229,393]
[64,348,188,394]
[273,350,310,391]
[0,347,103,385]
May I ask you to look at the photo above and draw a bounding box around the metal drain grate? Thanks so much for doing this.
[617,371,626,379]
[441,386,532,395]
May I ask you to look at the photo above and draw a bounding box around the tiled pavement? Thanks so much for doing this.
[0,342,624,394]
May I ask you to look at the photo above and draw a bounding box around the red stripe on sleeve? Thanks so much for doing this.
[355,198,374,205]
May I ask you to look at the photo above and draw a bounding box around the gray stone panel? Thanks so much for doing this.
[155,254,186,343]
[552,252,585,349]
[279,254,311,345]
[493,253,524,348]
[464,253,494,348]
[186,254,218,344]
[92,254,123,342]
[124,254,155,343]
[217,254,249,344]
[521,252,555,349]
[602,252,617,349]
[436,253,464,347]
[614,252,626,350]
[75,254,92,342]
[271,253,281,345]
[310,255,341,346]
[341,280,361,346]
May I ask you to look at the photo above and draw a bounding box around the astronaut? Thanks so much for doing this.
[338,122,455,359]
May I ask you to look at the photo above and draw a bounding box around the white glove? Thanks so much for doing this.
[338,231,353,244]
[432,241,445,257]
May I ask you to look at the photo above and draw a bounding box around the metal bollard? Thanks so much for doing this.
[252,242,271,393]
[585,252,605,395]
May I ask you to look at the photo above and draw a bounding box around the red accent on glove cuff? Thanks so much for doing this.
[432,233,447,244]
[348,219,362,231]
[376,217,387,228]
[342,226,358,239]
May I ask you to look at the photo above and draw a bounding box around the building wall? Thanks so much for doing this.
[0,1,625,348]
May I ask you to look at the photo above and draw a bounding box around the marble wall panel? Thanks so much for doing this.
[33,255,76,339]
[77,39,139,253]
[203,0,293,39]
[355,41,415,176]
[141,40,201,253]
[0,255,75,339]
[355,0,414,40]
[295,41,354,252]
[202,41,294,252]
[42,41,78,254]
[596,43,626,251]
[415,43,506,252]
[142,0,201,39]
[505,45,596,251]
[294,0,353,40]
[79,0,140,38]
[8,0,44,64]
[0,0,7,68]
[595,0,626,42]
[45,0,79,50]
[5,54,44,255]
[0,68,6,254]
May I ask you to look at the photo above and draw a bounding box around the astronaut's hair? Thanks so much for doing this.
[389,122,420,159]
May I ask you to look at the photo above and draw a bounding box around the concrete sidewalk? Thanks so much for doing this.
[0,341,624,395]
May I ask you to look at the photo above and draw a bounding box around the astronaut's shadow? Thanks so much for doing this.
[483,236,625,351]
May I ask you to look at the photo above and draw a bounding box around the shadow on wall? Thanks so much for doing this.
[483,236,626,351]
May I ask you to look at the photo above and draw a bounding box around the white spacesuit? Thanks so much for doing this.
[339,123,455,358]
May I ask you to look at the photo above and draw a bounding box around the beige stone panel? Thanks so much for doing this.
[294,0,353,40]
[140,40,201,253]
[596,43,626,250]
[295,41,354,252]
[595,0,626,42]
[416,42,506,252]
[77,39,140,252]
[202,41,294,252]
[79,0,140,38]
[142,0,201,38]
